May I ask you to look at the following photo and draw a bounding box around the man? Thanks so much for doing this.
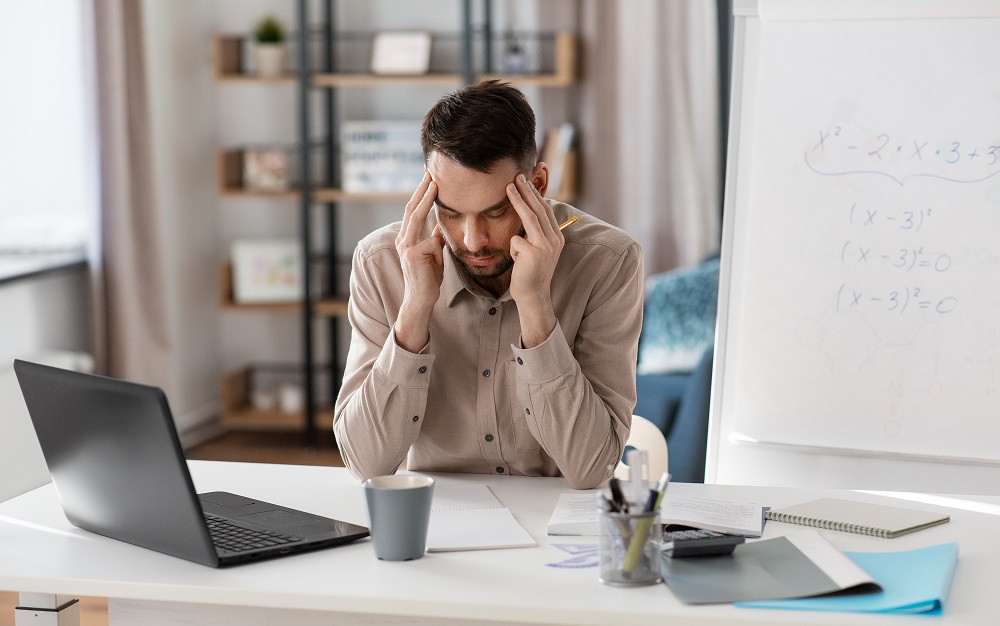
[334,80,643,489]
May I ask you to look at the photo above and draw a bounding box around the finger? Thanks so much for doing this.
[509,179,560,247]
[401,180,437,245]
[519,173,560,233]
[507,181,546,242]
[400,172,432,237]
[431,224,444,265]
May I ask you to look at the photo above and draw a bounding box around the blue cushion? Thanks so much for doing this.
[638,257,720,374]
[666,347,713,483]
[634,373,688,434]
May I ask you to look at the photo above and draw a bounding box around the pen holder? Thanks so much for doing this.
[598,509,662,587]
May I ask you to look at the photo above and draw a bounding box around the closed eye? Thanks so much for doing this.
[484,206,509,219]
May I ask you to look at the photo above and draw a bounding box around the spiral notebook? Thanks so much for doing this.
[765,498,949,539]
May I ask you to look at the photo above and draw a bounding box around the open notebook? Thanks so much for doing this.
[766,498,949,539]
[426,480,535,551]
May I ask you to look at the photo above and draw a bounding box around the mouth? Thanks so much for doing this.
[463,254,496,267]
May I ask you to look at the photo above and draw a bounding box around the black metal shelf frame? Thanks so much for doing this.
[293,0,483,447]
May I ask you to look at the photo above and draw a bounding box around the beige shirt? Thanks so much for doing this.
[333,202,643,489]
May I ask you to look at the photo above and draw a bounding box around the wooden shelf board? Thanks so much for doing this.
[218,263,348,317]
[217,73,297,84]
[219,189,299,200]
[312,189,411,203]
[219,367,335,432]
[213,33,578,88]
[219,406,334,431]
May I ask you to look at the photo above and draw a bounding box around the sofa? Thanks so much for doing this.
[633,254,720,483]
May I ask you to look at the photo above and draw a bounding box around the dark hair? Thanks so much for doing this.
[421,80,537,173]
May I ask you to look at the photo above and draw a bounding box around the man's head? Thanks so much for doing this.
[421,81,548,293]
[421,79,537,173]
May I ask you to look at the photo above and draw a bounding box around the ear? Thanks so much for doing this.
[530,161,550,198]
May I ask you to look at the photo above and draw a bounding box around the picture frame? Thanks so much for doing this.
[370,31,432,75]
[230,239,302,303]
[243,147,289,191]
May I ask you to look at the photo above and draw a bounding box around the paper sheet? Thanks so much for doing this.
[426,480,535,552]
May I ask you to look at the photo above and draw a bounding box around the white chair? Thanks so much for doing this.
[614,414,669,482]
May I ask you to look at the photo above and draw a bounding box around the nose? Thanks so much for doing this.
[463,218,489,253]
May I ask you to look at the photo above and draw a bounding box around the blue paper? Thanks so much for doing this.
[736,542,958,614]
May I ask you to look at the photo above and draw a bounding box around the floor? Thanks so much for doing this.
[0,429,345,626]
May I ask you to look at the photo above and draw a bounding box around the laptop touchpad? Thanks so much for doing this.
[240,509,329,532]
[200,492,257,507]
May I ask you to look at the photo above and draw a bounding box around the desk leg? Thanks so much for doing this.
[15,593,80,626]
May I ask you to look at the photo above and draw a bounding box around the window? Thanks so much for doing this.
[0,2,97,254]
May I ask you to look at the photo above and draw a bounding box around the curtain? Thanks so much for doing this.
[90,0,173,384]
[542,0,723,277]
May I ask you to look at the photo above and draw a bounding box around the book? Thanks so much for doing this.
[340,120,424,193]
[426,480,536,552]
[736,542,959,614]
[765,498,950,539]
[542,122,575,198]
[547,493,767,537]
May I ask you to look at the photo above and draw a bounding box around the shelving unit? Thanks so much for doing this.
[215,2,578,445]
[213,32,577,87]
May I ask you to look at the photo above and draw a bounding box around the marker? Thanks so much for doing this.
[558,216,578,231]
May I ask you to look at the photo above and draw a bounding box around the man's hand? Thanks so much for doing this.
[393,172,445,353]
[508,173,564,348]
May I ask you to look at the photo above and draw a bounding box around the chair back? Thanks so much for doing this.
[615,414,669,482]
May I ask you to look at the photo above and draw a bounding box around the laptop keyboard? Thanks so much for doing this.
[204,513,302,553]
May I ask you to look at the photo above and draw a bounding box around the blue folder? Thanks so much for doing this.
[736,542,959,614]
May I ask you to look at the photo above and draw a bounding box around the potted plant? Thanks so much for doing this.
[253,15,286,77]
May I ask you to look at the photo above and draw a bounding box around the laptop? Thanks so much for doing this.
[13,359,369,567]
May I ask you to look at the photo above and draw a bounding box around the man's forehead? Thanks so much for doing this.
[434,194,510,215]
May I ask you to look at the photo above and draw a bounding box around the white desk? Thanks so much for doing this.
[1,461,997,625]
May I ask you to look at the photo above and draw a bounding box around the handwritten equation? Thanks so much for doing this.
[840,241,952,273]
[804,124,1000,186]
[848,203,933,233]
[834,193,960,317]
[835,283,958,315]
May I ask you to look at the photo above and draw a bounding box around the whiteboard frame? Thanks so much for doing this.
[706,0,1000,494]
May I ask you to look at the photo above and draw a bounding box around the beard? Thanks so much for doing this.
[448,245,515,280]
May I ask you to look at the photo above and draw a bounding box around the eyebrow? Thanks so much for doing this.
[435,195,511,216]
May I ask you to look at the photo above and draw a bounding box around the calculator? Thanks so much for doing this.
[660,527,745,558]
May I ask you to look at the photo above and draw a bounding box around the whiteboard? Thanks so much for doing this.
[708,0,1000,492]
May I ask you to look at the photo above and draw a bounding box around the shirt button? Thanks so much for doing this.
[418,366,427,374]
[483,369,491,378]
[412,415,420,422]
[516,357,523,365]
[484,434,494,442]
[489,307,497,315]
[496,467,505,474]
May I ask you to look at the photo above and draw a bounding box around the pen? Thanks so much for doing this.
[558,216,578,231]
[622,472,670,573]
[609,476,627,513]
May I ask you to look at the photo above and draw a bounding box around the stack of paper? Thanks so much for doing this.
[547,492,767,537]
[426,480,535,552]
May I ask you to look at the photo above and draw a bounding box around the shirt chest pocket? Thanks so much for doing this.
[502,360,541,452]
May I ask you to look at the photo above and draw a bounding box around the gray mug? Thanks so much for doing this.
[363,474,435,561]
